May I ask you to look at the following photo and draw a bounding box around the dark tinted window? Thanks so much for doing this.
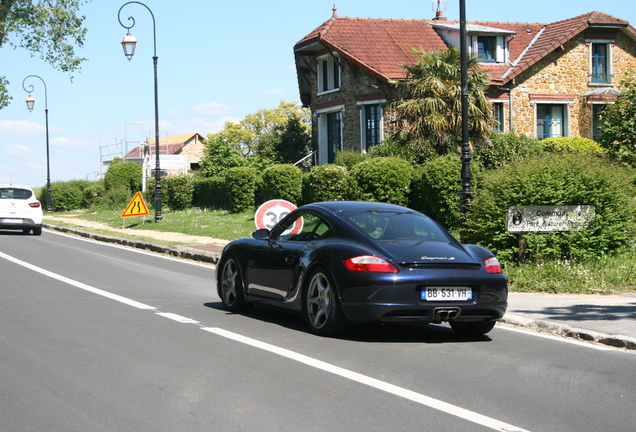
[272,211,331,242]
[344,211,451,242]
[0,188,33,199]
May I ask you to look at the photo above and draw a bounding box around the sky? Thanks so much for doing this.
[1,0,635,188]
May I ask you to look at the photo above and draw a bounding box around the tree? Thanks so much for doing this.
[599,70,636,167]
[198,135,246,178]
[388,48,495,155]
[214,100,311,160]
[0,0,89,109]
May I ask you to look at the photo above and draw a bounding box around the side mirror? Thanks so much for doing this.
[252,228,270,240]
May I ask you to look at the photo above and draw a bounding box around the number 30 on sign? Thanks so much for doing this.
[254,199,297,230]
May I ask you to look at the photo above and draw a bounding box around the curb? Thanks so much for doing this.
[501,314,636,351]
[43,224,221,265]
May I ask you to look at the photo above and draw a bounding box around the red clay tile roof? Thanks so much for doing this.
[295,11,634,85]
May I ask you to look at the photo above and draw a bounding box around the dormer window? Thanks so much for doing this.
[318,54,340,94]
[472,35,506,63]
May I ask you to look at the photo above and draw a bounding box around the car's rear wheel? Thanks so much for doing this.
[450,320,496,336]
[303,267,349,337]
[218,256,251,312]
[32,227,42,236]
[22,229,30,234]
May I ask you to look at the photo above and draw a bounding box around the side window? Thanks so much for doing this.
[272,212,330,242]
[318,54,340,93]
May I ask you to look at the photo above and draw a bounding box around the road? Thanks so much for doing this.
[1,230,635,432]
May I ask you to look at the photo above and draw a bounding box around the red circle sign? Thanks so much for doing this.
[254,200,299,231]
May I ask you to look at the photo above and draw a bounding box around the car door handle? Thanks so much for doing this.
[285,255,296,265]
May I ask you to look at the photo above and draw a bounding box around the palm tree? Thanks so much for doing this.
[388,48,495,155]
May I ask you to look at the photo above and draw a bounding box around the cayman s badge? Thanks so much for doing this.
[421,256,456,261]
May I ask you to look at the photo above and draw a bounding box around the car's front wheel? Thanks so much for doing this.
[218,256,251,313]
[303,267,349,337]
[450,320,496,337]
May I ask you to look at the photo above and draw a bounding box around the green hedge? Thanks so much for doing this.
[466,153,636,263]
[225,166,257,213]
[304,164,352,203]
[261,164,303,204]
[103,159,142,192]
[539,136,606,154]
[162,174,194,211]
[350,157,413,206]
[193,176,228,210]
[47,181,85,212]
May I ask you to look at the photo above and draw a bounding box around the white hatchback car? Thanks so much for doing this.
[0,185,44,235]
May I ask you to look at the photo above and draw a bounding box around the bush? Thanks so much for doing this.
[84,180,106,208]
[334,150,368,171]
[92,185,133,211]
[48,181,84,212]
[192,176,227,210]
[304,164,352,203]
[473,131,544,170]
[162,174,194,211]
[350,157,413,205]
[261,164,303,204]
[539,136,606,154]
[368,134,437,165]
[103,159,142,193]
[225,166,257,213]
[466,153,636,263]
[409,154,482,231]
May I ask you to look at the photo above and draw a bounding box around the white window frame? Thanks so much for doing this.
[357,100,385,152]
[471,35,506,63]
[317,54,341,95]
[534,102,570,140]
[316,105,345,165]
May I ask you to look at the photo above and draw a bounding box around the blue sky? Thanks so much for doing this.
[1,0,635,188]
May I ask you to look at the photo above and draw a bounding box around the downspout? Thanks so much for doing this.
[499,86,513,131]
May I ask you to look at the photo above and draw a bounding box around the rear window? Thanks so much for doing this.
[0,188,33,200]
[344,210,451,242]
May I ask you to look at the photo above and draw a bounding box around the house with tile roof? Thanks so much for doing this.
[293,8,636,164]
[124,132,206,174]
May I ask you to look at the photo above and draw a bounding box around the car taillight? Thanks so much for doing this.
[483,257,502,274]
[343,255,398,273]
[29,202,41,208]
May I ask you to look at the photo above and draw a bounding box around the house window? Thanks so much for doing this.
[363,104,382,149]
[472,35,505,63]
[327,112,342,163]
[592,104,605,142]
[536,104,568,139]
[318,54,340,93]
[492,102,504,131]
[590,43,611,84]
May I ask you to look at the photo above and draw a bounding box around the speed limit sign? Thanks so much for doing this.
[254,199,298,231]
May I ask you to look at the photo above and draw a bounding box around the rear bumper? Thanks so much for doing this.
[0,218,41,230]
[337,271,508,323]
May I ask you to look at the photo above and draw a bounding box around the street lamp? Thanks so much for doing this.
[457,0,473,243]
[118,1,162,222]
[22,75,52,212]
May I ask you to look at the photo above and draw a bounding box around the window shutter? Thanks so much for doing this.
[496,36,505,62]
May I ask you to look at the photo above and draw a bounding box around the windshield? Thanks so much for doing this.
[344,210,452,242]
[0,188,33,200]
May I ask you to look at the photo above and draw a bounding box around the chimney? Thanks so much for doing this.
[432,0,447,20]
[434,10,447,21]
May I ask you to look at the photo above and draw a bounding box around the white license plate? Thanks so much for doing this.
[422,287,472,301]
[1,218,21,223]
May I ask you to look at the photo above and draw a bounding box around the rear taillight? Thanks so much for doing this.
[29,202,41,208]
[483,257,502,274]
[343,255,398,273]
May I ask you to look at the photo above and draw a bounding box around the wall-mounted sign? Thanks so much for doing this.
[507,204,595,233]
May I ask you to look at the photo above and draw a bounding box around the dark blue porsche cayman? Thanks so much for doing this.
[216,201,507,337]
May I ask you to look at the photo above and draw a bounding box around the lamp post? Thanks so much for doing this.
[118,1,162,222]
[457,0,473,243]
[22,75,52,212]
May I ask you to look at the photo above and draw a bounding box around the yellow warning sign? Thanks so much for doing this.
[121,192,150,218]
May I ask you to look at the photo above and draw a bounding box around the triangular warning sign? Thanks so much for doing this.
[121,192,150,217]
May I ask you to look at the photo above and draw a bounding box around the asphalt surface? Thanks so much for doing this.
[44,223,636,351]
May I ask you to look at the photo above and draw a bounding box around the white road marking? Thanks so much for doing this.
[498,324,613,351]
[202,326,531,432]
[156,312,200,323]
[0,251,156,310]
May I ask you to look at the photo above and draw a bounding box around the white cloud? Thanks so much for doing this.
[2,144,37,156]
[0,120,44,136]
[192,101,235,115]
[264,87,285,94]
